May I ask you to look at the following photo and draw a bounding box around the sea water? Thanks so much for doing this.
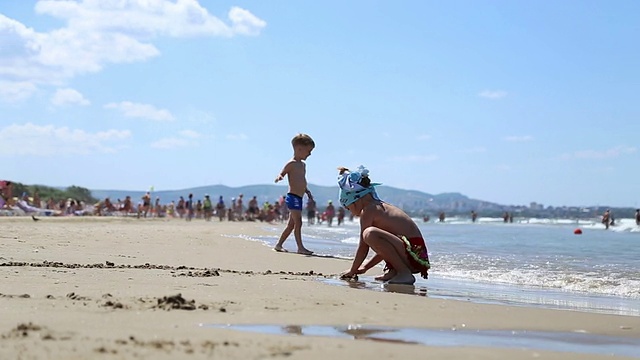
[248,216,640,316]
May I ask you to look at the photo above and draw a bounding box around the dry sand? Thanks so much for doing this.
[0,217,638,359]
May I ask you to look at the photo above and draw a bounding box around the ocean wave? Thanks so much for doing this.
[434,266,640,299]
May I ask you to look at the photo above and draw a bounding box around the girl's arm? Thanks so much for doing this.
[358,254,383,273]
[349,235,370,274]
[352,206,380,273]
[342,206,379,278]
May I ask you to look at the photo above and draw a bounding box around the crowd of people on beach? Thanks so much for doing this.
[0,182,91,217]
[95,192,297,223]
[1,179,349,227]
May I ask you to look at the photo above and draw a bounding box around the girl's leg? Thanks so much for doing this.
[362,227,415,284]
[374,269,396,281]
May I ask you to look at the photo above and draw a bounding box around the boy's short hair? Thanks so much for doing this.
[291,133,315,148]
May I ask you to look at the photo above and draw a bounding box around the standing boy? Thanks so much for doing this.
[273,133,315,255]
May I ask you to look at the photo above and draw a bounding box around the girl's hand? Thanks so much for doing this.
[355,267,367,275]
[340,270,356,280]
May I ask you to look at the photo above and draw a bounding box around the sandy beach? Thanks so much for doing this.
[1,217,638,359]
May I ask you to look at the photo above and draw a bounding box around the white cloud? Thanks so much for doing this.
[0,15,42,81]
[0,122,130,156]
[51,88,90,106]
[0,1,266,99]
[0,81,38,102]
[34,1,266,38]
[184,108,216,124]
[560,146,637,160]
[105,101,174,121]
[151,129,202,149]
[479,90,508,99]
[389,154,438,163]
[150,137,190,149]
[226,133,248,141]
[593,166,615,173]
[416,134,431,141]
[179,129,202,139]
[39,29,160,74]
[504,135,533,142]
[229,7,267,36]
[461,146,487,154]
[0,12,159,84]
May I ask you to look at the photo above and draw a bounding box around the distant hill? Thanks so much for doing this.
[91,184,501,215]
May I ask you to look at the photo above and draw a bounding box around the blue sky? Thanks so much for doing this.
[1,0,639,208]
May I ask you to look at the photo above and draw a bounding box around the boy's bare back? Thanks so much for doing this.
[277,159,308,197]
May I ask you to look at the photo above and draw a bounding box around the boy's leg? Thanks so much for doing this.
[274,214,296,252]
[291,210,312,255]
[362,227,415,285]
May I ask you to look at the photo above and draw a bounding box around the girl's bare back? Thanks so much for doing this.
[367,202,422,238]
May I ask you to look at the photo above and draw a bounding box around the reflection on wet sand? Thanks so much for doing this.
[335,277,427,296]
[205,324,640,357]
[342,326,417,345]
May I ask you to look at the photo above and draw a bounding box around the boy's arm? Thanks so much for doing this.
[305,188,313,200]
[275,162,290,183]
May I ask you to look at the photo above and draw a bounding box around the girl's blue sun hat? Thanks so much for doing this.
[337,165,381,207]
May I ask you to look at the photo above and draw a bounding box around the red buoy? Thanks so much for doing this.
[574,228,582,235]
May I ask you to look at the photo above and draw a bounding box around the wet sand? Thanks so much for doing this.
[0,217,638,359]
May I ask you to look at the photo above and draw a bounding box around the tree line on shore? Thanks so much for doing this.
[9,182,97,205]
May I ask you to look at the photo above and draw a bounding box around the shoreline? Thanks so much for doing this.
[1,217,638,359]
[248,224,640,317]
